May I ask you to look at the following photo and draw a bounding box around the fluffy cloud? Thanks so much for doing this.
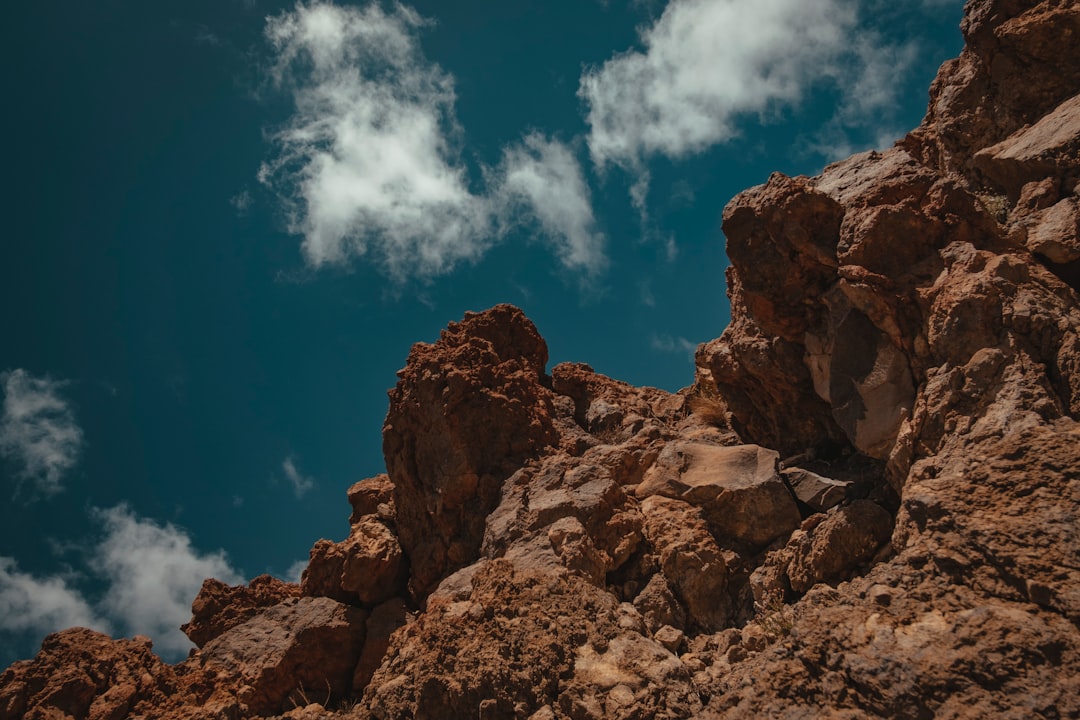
[0,558,111,638]
[282,455,315,498]
[498,133,606,275]
[90,505,244,658]
[0,505,244,662]
[259,1,605,281]
[259,0,493,279]
[0,369,84,497]
[579,0,913,169]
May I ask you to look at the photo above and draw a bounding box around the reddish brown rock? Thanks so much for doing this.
[338,517,406,605]
[351,597,409,693]
[781,467,849,513]
[303,516,406,607]
[636,442,800,547]
[383,304,559,599]
[639,496,732,632]
[692,1,1080,715]
[347,473,395,525]
[197,596,366,716]
[182,574,300,648]
[0,629,175,720]
[751,500,894,602]
[362,560,701,720]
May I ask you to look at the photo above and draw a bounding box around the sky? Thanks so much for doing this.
[0,0,964,666]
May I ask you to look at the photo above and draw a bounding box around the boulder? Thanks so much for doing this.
[182,574,300,648]
[198,597,366,715]
[352,597,409,693]
[637,442,801,547]
[640,496,731,631]
[339,517,406,605]
[781,467,850,512]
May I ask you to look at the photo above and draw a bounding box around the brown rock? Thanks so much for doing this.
[198,596,366,715]
[698,1,1080,715]
[338,517,406,605]
[637,442,800,547]
[640,496,731,631]
[0,629,181,720]
[352,597,409,693]
[632,574,687,634]
[786,501,894,593]
[300,538,351,603]
[973,92,1080,199]
[1026,196,1080,263]
[347,473,395,525]
[364,560,701,720]
[781,467,849,512]
[182,574,300,648]
[383,304,559,599]
[481,447,644,586]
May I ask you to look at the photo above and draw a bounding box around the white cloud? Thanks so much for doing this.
[259,0,493,279]
[258,1,608,282]
[579,0,915,171]
[90,505,243,658]
[0,506,243,662]
[0,557,111,638]
[0,369,84,497]
[498,133,606,275]
[282,455,315,498]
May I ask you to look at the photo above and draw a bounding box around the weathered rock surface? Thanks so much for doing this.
[781,467,849,512]
[198,597,367,715]
[0,629,173,720]
[3,1,1079,718]
[182,574,301,648]
[636,442,800,547]
[383,304,559,599]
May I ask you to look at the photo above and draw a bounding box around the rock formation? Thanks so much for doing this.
[2,0,1078,717]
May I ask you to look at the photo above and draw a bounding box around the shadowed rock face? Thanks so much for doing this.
[3,2,1080,719]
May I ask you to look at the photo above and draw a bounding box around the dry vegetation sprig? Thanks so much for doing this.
[687,383,729,428]
[754,589,796,641]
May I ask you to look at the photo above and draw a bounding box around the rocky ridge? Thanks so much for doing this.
[3,1,1079,718]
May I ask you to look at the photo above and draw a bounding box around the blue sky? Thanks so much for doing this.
[0,0,964,665]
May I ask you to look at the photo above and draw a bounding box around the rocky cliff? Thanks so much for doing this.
[3,1,1079,718]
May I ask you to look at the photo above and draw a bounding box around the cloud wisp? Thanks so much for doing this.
[282,454,315,498]
[497,133,607,276]
[0,558,111,639]
[0,505,243,661]
[259,1,602,283]
[0,369,84,498]
[579,0,918,171]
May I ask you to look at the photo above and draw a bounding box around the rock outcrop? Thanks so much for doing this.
[182,574,301,648]
[2,1,1078,718]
